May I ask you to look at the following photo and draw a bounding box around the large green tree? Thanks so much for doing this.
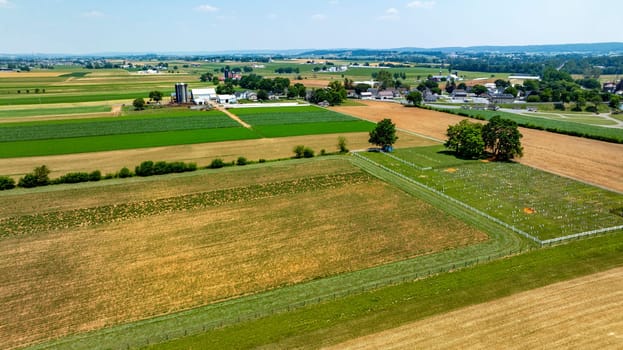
[369,119,398,149]
[133,98,145,110]
[406,91,423,106]
[375,70,394,89]
[445,120,485,159]
[482,116,523,161]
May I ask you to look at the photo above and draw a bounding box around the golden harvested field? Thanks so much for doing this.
[0,158,487,349]
[331,101,623,193]
[328,266,623,350]
[0,131,436,178]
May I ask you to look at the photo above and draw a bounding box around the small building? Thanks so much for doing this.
[452,89,468,100]
[217,94,237,104]
[377,90,394,100]
[360,91,373,100]
[489,93,516,104]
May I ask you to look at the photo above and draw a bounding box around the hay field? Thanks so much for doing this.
[0,158,487,349]
[328,266,623,350]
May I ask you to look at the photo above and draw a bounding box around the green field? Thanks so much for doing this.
[230,106,359,125]
[360,146,623,241]
[0,110,239,142]
[0,128,259,158]
[437,108,623,143]
[0,105,112,119]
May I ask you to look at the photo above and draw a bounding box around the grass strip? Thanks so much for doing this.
[145,231,623,349]
[0,127,259,158]
[253,121,374,138]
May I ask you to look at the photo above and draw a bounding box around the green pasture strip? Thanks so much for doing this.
[0,113,238,142]
[253,121,374,138]
[0,106,111,118]
[521,113,617,126]
[144,231,623,350]
[27,155,530,350]
[0,128,259,158]
[0,109,227,127]
[0,91,145,106]
[59,72,90,78]
[436,108,623,143]
[230,106,327,116]
[363,146,623,240]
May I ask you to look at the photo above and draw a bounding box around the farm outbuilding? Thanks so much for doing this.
[217,94,237,104]
[191,88,217,105]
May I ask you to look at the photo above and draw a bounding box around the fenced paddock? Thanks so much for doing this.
[354,146,623,244]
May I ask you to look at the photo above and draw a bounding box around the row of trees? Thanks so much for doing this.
[308,80,347,105]
[445,116,523,161]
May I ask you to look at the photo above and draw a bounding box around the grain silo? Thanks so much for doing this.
[175,83,189,104]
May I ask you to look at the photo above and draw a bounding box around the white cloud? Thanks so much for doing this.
[195,4,219,12]
[378,7,400,21]
[407,1,436,9]
[0,0,14,8]
[311,13,327,21]
[82,10,104,18]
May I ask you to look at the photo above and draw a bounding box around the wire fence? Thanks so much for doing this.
[124,246,534,349]
[353,151,623,248]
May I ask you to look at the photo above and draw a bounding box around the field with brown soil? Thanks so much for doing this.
[0,159,486,349]
[331,101,623,193]
[328,266,623,350]
[0,131,436,179]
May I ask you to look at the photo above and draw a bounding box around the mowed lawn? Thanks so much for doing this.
[361,146,623,240]
[0,158,487,349]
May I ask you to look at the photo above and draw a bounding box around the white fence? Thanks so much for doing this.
[353,151,623,246]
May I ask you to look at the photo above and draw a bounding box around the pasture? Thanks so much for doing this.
[360,146,623,241]
[0,158,488,349]
[437,108,623,143]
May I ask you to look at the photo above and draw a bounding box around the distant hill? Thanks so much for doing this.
[300,42,623,57]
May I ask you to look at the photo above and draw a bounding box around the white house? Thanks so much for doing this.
[360,92,373,100]
[191,88,217,105]
[217,94,237,104]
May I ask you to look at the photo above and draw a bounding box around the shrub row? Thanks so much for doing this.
[135,160,197,177]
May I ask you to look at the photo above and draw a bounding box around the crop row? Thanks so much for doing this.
[0,113,239,142]
[0,172,371,237]
[231,107,357,126]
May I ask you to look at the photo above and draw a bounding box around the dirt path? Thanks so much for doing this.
[213,104,251,128]
[326,266,623,350]
[0,131,435,179]
[331,101,623,193]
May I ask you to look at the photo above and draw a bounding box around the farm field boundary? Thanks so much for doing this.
[139,228,623,349]
[26,156,529,350]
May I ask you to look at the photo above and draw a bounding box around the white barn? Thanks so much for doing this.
[191,88,217,105]
[217,94,237,104]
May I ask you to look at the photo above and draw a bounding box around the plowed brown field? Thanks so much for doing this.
[327,266,623,350]
[331,101,623,193]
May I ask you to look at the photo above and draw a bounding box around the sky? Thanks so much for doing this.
[1,0,622,54]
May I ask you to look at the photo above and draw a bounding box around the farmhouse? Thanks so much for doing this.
[360,91,373,100]
[377,90,394,100]
[217,94,237,104]
[489,93,516,104]
[191,88,217,105]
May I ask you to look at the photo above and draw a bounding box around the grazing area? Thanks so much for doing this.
[0,158,488,349]
[329,266,623,350]
[360,146,623,241]
[331,100,623,193]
